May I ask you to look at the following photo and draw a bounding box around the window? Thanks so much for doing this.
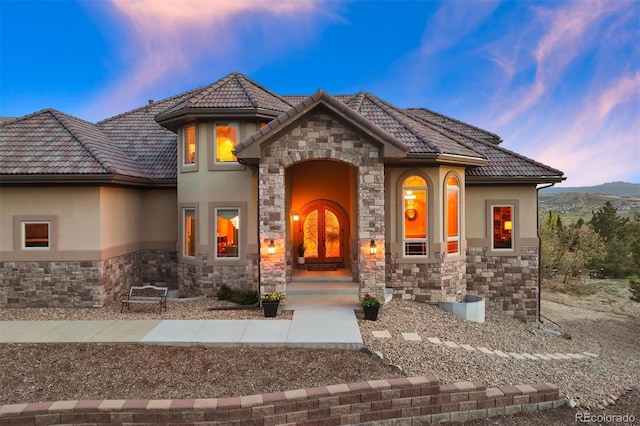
[446,176,460,255]
[183,124,196,166]
[23,221,50,249]
[492,205,513,250]
[215,123,239,163]
[402,175,428,256]
[183,208,196,257]
[215,207,240,259]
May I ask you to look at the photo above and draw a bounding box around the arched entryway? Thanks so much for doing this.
[296,200,349,268]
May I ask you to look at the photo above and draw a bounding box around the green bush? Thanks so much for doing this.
[216,284,258,305]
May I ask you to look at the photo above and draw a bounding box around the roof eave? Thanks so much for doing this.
[0,174,177,188]
[466,175,566,185]
[155,108,283,132]
[403,153,487,167]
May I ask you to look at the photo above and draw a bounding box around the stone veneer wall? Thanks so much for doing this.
[0,249,177,308]
[466,246,539,323]
[0,377,564,425]
[257,112,386,301]
[177,253,259,298]
[385,253,467,304]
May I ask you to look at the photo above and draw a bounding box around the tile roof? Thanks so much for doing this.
[407,111,564,180]
[157,72,292,120]
[0,109,148,178]
[0,72,564,183]
[97,88,202,179]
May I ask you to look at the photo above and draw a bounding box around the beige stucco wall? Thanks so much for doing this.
[0,186,101,258]
[141,189,177,244]
[466,185,538,240]
[177,120,260,255]
[99,187,142,251]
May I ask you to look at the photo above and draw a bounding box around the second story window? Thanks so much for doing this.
[183,124,196,166]
[215,123,239,163]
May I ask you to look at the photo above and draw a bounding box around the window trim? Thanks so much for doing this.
[179,123,198,172]
[208,202,248,265]
[179,203,199,263]
[14,215,58,251]
[445,173,461,257]
[395,170,434,262]
[208,122,244,171]
[486,200,519,255]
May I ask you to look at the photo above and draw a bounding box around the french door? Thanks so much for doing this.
[300,202,345,264]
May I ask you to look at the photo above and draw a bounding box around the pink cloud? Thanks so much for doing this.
[84,0,322,119]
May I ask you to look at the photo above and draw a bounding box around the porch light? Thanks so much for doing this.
[292,211,299,222]
[504,221,512,231]
[267,239,276,255]
[369,239,377,255]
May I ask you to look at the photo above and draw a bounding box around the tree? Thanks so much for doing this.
[589,202,638,278]
[540,211,605,283]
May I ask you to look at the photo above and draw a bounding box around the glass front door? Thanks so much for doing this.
[301,203,344,264]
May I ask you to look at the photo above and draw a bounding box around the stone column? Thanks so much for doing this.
[258,163,286,295]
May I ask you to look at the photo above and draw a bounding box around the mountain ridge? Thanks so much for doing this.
[540,181,639,196]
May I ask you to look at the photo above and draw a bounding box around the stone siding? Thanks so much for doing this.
[466,246,539,323]
[177,253,259,297]
[0,378,564,425]
[258,112,386,301]
[0,249,177,308]
[385,253,466,304]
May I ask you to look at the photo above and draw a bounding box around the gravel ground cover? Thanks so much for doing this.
[1,296,638,418]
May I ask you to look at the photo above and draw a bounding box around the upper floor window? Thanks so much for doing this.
[183,124,196,166]
[402,175,428,257]
[446,176,460,255]
[492,205,514,250]
[215,207,240,259]
[23,221,50,249]
[215,123,239,163]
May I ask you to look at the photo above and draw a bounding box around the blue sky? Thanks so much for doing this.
[1,0,638,187]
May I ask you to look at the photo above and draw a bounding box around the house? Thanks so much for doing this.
[0,72,564,323]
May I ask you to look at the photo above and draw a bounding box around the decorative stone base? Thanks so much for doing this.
[0,249,177,308]
[177,253,259,298]
[466,246,539,323]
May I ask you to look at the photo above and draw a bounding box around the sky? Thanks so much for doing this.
[1,0,638,187]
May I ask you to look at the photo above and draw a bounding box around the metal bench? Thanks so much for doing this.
[121,285,168,313]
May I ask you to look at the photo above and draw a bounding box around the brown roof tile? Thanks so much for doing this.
[0,109,148,178]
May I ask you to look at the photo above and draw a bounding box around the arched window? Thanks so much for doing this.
[402,175,428,257]
[446,176,460,255]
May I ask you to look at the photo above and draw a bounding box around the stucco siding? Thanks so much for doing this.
[0,186,101,256]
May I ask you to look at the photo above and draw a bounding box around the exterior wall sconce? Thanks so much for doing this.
[369,239,377,255]
[267,239,276,255]
[292,212,299,222]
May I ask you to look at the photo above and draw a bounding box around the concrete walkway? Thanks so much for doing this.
[0,306,363,349]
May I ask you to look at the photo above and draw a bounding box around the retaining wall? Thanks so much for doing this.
[0,376,564,425]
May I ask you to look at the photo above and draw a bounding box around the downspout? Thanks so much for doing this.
[536,182,556,325]
[237,157,262,301]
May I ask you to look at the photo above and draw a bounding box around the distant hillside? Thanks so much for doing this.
[540,181,639,196]
[539,191,640,224]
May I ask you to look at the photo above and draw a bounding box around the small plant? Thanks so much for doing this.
[261,292,285,303]
[296,243,306,257]
[361,293,381,307]
[216,284,258,305]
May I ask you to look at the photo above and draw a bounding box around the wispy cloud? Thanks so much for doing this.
[495,0,627,126]
[83,0,323,119]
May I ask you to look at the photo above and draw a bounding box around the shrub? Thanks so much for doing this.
[216,284,259,305]
[630,279,640,303]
